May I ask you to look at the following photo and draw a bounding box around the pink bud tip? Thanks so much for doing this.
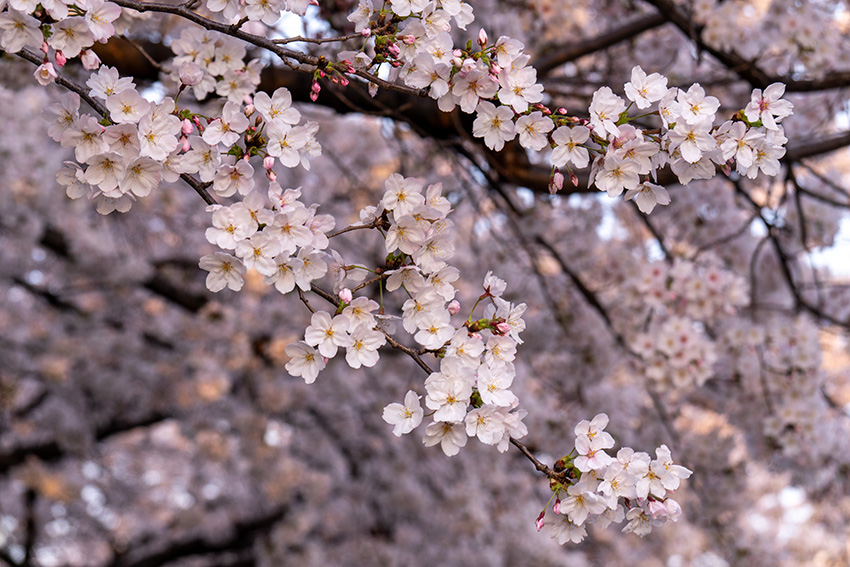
[570,172,579,187]
[263,156,275,170]
[360,28,371,37]
[340,77,349,87]
[478,29,488,46]
[557,107,568,115]
[310,91,319,102]
[41,40,49,54]
[495,322,511,335]
[55,51,67,67]
[339,288,353,303]
[536,511,545,532]
[182,119,193,135]
[447,300,460,315]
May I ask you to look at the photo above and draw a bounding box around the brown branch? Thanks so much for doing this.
[534,13,667,76]
[643,0,850,91]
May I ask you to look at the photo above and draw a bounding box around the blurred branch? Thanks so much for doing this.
[643,0,850,91]
[108,505,289,567]
[535,12,667,76]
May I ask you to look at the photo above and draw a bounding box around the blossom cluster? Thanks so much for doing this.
[622,259,748,388]
[345,0,792,212]
[540,414,692,544]
[49,67,318,214]
[275,174,530,456]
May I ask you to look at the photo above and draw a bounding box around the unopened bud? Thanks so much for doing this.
[311,81,321,93]
[557,107,568,115]
[387,42,401,58]
[182,118,193,135]
[339,76,349,87]
[41,40,48,54]
[360,28,371,37]
[181,136,191,152]
[403,34,416,45]
[244,104,255,117]
[478,29,488,47]
[549,171,564,194]
[570,171,579,187]
[495,321,511,335]
[447,300,460,315]
[553,498,561,515]
[54,51,67,67]
[535,510,545,532]
[339,288,353,303]
[452,48,463,58]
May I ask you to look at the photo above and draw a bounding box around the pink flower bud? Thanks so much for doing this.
[311,81,321,93]
[54,51,67,67]
[495,322,511,335]
[535,510,545,532]
[181,119,193,135]
[179,61,204,86]
[339,288,353,303]
[263,156,275,170]
[549,171,564,194]
[452,49,463,58]
[387,43,401,58]
[553,498,561,515]
[339,77,349,87]
[80,50,101,70]
[478,29,488,46]
[244,104,255,117]
[403,34,416,45]
[266,169,277,181]
[447,300,460,315]
[489,63,501,75]
[181,136,191,152]
[570,171,579,187]
[360,28,371,37]
[557,107,568,115]
[41,40,48,54]
[310,90,319,102]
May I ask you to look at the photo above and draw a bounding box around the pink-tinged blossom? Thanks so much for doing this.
[594,156,640,197]
[82,0,121,42]
[551,125,590,169]
[422,420,468,456]
[498,57,544,113]
[235,232,281,277]
[476,363,517,406]
[677,83,720,124]
[624,182,671,214]
[202,101,248,147]
[382,390,424,436]
[452,67,499,113]
[745,82,793,130]
[386,215,426,255]
[0,9,43,53]
[304,311,352,358]
[294,247,328,291]
[213,160,255,197]
[138,114,181,161]
[205,205,256,249]
[589,87,626,137]
[515,111,554,151]
[624,66,668,109]
[84,152,125,194]
[199,252,246,292]
[284,341,325,384]
[33,61,58,86]
[60,115,108,163]
[119,157,161,198]
[347,0,373,33]
[414,309,455,349]
[405,53,452,100]
[668,117,716,163]
[105,89,151,124]
[253,88,301,125]
[345,325,385,369]
[265,122,308,168]
[48,17,93,58]
[264,255,302,294]
[544,514,587,544]
[472,101,516,151]
[87,65,135,100]
[425,373,472,423]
